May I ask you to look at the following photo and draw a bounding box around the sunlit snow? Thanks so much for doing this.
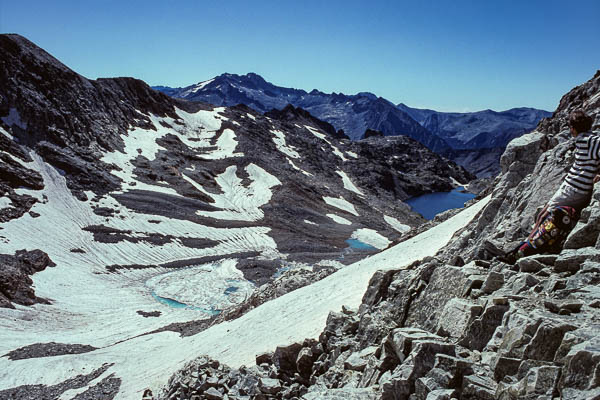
[323,196,359,216]
[384,215,411,233]
[336,170,363,196]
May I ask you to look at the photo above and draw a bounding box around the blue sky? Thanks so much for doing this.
[1,0,599,112]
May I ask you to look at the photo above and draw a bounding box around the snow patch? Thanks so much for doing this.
[0,194,490,399]
[346,151,358,159]
[0,125,13,139]
[184,164,281,222]
[323,196,358,216]
[303,220,317,226]
[0,197,13,209]
[271,130,300,159]
[305,125,347,161]
[326,213,352,225]
[351,228,390,250]
[336,170,363,196]
[384,215,411,233]
[288,159,312,176]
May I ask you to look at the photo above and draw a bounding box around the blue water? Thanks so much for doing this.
[224,286,239,295]
[405,187,476,220]
[151,292,221,315]
[345,239,378,251]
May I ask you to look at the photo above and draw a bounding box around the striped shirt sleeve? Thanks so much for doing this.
[590,135,600,160]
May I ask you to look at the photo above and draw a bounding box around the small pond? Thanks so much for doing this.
[150,292,221,315]
[345,239,378,251]
[405,187,476,220]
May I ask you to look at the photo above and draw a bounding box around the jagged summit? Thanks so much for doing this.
[154,72,445,150]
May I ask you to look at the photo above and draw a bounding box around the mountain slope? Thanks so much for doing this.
[153,73,450,151]
[397,104,552,150]
[0,34,473,399]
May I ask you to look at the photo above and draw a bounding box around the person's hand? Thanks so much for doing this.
[595,174,600,184]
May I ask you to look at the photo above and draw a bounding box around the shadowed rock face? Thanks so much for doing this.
[0,249,55,308]
[159,72,600,399]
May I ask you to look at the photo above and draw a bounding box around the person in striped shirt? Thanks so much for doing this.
[502,110,599,264]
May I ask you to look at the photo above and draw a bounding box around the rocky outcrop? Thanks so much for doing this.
[265,104,349,140]
[161,230,600,399]
[0,249,55,308]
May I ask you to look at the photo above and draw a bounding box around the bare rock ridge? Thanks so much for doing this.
[159,72,600,400]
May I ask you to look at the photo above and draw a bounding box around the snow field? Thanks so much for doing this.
[0,195,489,399]
[184,163,281,222]
[336,170,363,196]
[384,215,411,233]
[350,228,391,249]
[323,196,359,216]
[326,213,352,225]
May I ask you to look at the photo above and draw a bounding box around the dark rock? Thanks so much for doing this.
[554,247,600,273]
[137,310,161,318]
[492,356,522,381]
[256,352,273,366]
[458,303,508,351]
[273,342,303,377]
[3,342,98,361]
[0,249,55,308]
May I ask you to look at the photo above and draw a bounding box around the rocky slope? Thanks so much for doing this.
[158,72,600,399]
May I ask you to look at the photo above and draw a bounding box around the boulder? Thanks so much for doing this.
[554,247,600,273]
[258,377,282,394]
[436,299,483,339]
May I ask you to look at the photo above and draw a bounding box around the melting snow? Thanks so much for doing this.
[326,213,352,225]
[323,196,359,216]
[336,170,363,196]
[271,130,300,159]
[384,215,411,233]
[351,228,390,250]
[0,185,489,398]
[146,259,254,310]
[184,164,281,222]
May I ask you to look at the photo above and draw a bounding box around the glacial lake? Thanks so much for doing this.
[405,187,476,220]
